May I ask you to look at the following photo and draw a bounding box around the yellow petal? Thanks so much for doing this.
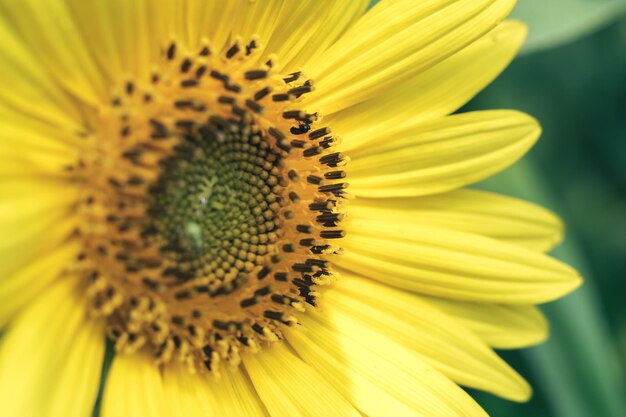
[330,21,526,151]
[305,0,516,114]
[0,215,77,289]
[0,123,79,176]
[63,0,363,85]
[162,364,267,417]
[424,297,549,349]
[287,306,489,417]
[0,15,84,129]
[0,241,81,327]
[0,0,107,105]
[0,116,82,154]
[0,177,78,279]
[329,273,532,401]
[101,352,167,417]
[63,0,126,83]
[73,0,288,72]
[350,189,563,252]
[0,277,105,417]
[224,0,284,50]
[0,183,78,249]
[185,0,252,52]
[243,344,360,417]
[214,366,269,417]
[66,0,182,83]
[283,1,368,72]
[162,365,216,417]
[339,219,581,304]
[263,0,369,72]
[0,90,88,179]
[347,110,540,197]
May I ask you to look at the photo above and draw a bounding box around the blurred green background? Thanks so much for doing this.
[465,1,626,416]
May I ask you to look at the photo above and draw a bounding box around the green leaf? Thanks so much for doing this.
[511,0,626,54]
[477,158,626,417]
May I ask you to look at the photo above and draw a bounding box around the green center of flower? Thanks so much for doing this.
[74,38,349,372]
[147,117,282,295]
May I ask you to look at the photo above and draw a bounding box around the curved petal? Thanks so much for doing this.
[424,297,549,349]
[243,344,360,417]
[101,351,167,417]
[350,189,563,252]
[329,273,531,401]
[305,0,516,114]
[0,277,105,417]
[347,110,540,197]
[330,21,526,151]
[339,219,581,304]
[263,0,369,72]
[286,306,489,417]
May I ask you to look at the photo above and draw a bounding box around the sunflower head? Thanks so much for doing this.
[74,38,348,371]
[0,1,582,416]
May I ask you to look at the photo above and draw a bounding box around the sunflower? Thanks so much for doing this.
[0,0,581,416]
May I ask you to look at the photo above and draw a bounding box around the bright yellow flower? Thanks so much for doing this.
[0,1,581,416]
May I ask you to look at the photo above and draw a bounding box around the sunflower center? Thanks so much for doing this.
[147,116,282,293]
[73,38,348,372]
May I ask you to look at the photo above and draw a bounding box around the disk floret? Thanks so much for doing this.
[72,38,348,372]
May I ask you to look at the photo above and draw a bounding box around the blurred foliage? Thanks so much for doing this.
[467,15,626,417]
[512,0,626,54]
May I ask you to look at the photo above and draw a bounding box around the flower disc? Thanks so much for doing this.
[75,39,347,372]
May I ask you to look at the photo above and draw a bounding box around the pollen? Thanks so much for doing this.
[71,38,348,373]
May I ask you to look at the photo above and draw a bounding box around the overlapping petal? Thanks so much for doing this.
[243,344,360,417]
[330,273,532,401]
[340,219,581,304]
[329,20,527,151]
[347,110,540,197]
[305,0,516,114]
[287,305,489,417]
